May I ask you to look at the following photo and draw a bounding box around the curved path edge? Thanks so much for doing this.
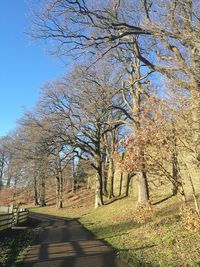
[22,212,131,267]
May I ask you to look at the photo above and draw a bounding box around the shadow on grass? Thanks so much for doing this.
[18,212,160,267]
[78,219,159,266]
[104,195,128,205]
[154,201,181,218]
[21,213,131,267]
[118,248,159,267]
[87,220,141,238]
[152,194,174,206]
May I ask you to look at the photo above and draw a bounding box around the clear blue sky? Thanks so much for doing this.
[0,0,66,137]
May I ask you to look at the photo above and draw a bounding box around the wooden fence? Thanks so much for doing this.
[0,207,29,231]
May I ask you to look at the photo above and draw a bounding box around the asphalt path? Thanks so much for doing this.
[22,212,130,267]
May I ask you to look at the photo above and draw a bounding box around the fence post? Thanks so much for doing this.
[15,208,19,225]
[13,207,19,225]
[10,204,14,214]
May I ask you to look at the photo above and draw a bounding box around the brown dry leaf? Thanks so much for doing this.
[133,204,154,224]
[180,204,200,232]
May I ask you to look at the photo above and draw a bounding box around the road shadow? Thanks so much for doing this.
[22,213,131,267]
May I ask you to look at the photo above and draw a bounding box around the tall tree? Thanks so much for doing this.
[31,0,200,162]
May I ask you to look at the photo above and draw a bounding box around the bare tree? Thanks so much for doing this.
[0,137,9,189]
[30,0,200,163]
[37,63,121,207]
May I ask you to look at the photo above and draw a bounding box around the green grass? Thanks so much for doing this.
[30,195,200,267]
[13,229,37,267]
[0,227,38,267]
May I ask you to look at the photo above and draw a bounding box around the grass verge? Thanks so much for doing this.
[29,194,200,266]
[0,218,39,267]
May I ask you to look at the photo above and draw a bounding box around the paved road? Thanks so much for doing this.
[22,212,130,267]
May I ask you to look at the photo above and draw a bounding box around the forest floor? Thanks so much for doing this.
[27,189,200,267]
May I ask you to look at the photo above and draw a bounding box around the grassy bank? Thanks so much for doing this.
[80,197,200,266]
[0,218,39,267]
[29,191,200,267]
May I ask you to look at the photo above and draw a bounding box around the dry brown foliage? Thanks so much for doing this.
[180,204,200,232]
[133,204,154,224]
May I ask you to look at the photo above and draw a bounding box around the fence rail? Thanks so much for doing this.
[0,207,29,231]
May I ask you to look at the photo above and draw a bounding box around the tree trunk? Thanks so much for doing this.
[56,154,63,209]
[189,172,199,215]
[76,167,79,192]
[95,161,104,208]
[102,161,108,196]
[0,171,3,190]
[71,157,76,193]
[185,163,199,215]
[119,172,123,196]
[56,175,63,208]
[172,127,179,195]
[109,157,115,199]
[33,175,39,206]
[56,176,60,208]
[95,174,104,208]
[172,161,179,195]
[106,130,116,199]
[125,173,133,197]
[6,175,11,187]
[137,148,149,205]
[0,158,4,190]
[136,160,149,205]
[119,152,125,196]
[191,89,200,164]
[101,144,108,196]
[40,176,46,207]
[59,168,63,208]
[137,169,149,205]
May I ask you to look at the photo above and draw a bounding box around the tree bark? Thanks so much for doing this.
[125,174,130,197]
[191,89,200,164]
[6,175,11,187]
[119,152,125,196]
[137,169,149,205]
[40,176,46,207]
[102,160,108,196]
[56,176,63,208]
[33,175,39,206]
[71,157,76,193]
[0,156,5,190]
[119,172,123,196]
[109,157,115,199]
[0,170,3,190]
[101,137,108,197]
[185,163,199,215]
[56,154,63,208]
[137,148,149,205]
[95,160,104,208]
[56,176,60,208]
[172,127,179,195]
[58,164,63,208]
[107,130,116,199]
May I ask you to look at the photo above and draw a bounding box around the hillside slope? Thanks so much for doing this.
[29,188,200,267]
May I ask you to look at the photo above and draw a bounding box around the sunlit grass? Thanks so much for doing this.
[30,193,200,266]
